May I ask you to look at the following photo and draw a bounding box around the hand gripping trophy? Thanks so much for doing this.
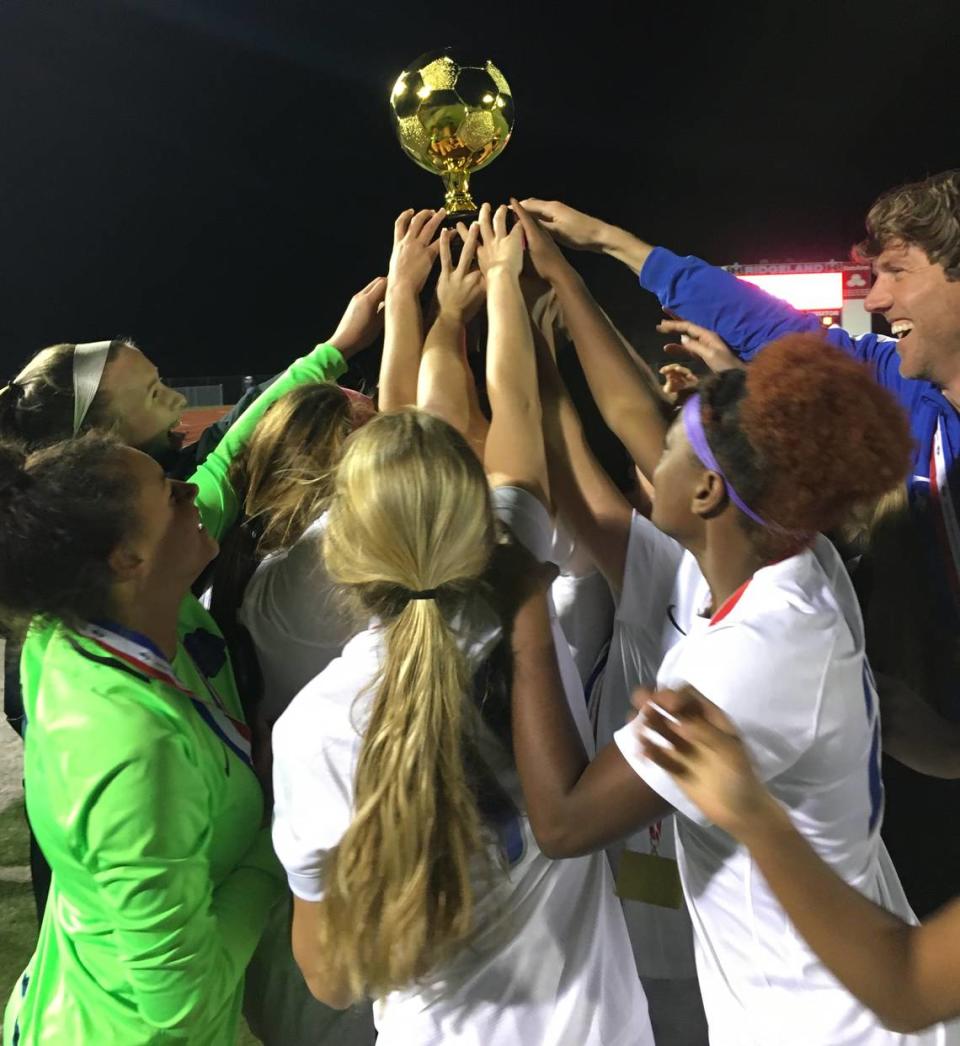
[389,50,514,216]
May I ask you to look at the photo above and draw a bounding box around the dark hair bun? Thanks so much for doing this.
[0,381,22,420]
[0,441,29,498]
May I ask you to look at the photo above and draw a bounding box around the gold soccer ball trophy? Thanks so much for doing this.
[390,50,514,216]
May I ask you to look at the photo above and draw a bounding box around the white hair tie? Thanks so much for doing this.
[72,341,112,435]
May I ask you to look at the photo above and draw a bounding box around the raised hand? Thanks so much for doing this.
[657,316,746,374]
[631,686,774,838]
[509,198,574,286]
[436,226,485,324]
[659,362,699,401]
[325,275,388,359]
[388,207,446,293]
[454,220,484,278]
[517,198,608,252]
[481,201,549,506]
[476,202,524,278]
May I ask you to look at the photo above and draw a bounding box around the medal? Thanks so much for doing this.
[76,621,253,768]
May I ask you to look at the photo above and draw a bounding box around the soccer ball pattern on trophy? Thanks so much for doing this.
[390,51,514,215]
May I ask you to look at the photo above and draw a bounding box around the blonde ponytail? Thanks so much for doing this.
[320,409,498,997]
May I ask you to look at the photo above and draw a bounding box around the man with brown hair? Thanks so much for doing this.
[522,174,960,717]
[521,176,960,918]
[856,173,960,393]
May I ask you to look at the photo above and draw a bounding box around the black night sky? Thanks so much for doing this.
[1,0,957,381]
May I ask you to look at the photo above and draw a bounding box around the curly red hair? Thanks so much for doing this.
[700,334,913,541]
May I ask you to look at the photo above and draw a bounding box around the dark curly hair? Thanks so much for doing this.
[855,170,960,280]
[699,333,914,555]
[0,435,138,636]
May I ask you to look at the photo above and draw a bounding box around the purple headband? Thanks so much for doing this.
[682,393,792,534]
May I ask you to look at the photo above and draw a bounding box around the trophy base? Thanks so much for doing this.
[443,187,477,217]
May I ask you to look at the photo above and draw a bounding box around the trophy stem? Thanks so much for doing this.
[441,170,476,216]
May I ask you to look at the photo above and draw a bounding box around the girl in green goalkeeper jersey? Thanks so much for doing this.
[0,327,354,1044]
[0,277,387,927]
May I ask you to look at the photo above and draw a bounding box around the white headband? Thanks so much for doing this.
[72,341,112,435]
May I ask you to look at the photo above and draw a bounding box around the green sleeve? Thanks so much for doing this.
[190,343,347,540]
[81,731,283,1034]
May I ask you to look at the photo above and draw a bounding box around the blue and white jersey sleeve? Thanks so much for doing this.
[639,247,920,405]
[614,621,819,826]
[490,485,596,753]
[613,551,845,826]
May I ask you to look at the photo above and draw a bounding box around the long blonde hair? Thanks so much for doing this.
[320,408,498,998]
[230,382,355,556]
[210,384,357,709]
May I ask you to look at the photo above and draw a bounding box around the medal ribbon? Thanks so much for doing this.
[76,622,253,767]
[649,819,662,855]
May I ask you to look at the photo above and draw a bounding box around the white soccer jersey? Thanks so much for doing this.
[272,487,652,1046]
[549,522,615,688]
[594,512,708,981]
[490,487,597,753]
[615,535,951,1046]
[239,512,357,722]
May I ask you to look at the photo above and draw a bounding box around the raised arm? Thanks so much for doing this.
[186,271,389,539]
[520,198,894,374]
[511,200,670,481]
[416,225,485,446]
[534,316,632,593]
[509,583,671,858]
[479,203,548,506]
[520,196,816,356]
[181,278,385,474]
[188,271,388,540]
[520,198,655,275]
[639,688,960,1034]
[379,208,445,410]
